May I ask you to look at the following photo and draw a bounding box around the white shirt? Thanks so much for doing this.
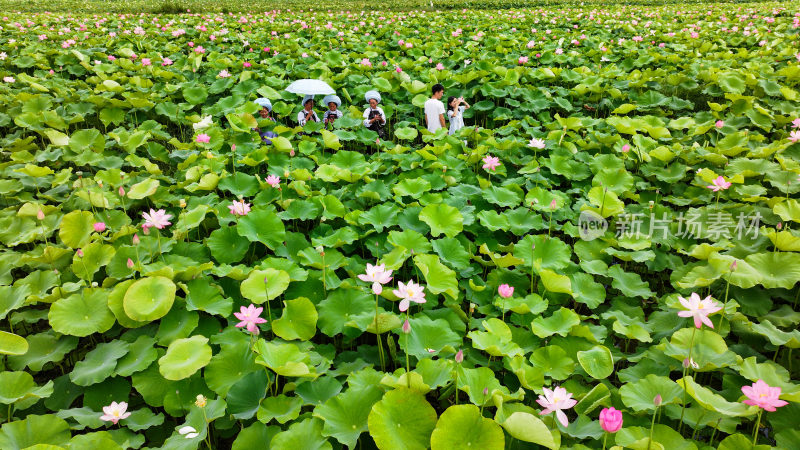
[424,98,445,133]
[447,105,466,135]
[297,109,319,126]
[362,107,386,127]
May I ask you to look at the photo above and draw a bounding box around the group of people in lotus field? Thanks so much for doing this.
[253,83,470,144]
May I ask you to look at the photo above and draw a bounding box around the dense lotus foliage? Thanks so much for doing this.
[1,1,799,449]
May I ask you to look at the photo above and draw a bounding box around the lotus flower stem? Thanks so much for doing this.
[405,320,411,388]
[716,275,731,330]
[709,418,721,447]
[602,433,607,450]
[647,403,658,450]
[752,410,763,447]
[375,292,385,371]
[678,326,697,433]
[156,232,166,263]
[262,281,273,337]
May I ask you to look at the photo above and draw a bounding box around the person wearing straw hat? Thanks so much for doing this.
[363,90,386,140]
[297,95,320,126]
[253,98,277,144]
[322,95,343,130]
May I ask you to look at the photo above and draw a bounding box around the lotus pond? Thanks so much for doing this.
[1,2,800,449]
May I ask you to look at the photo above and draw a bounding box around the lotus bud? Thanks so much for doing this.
[91,282,98,287]
[621,144,630,152]
[179,198,186,208]
[777,222,782,230]
[76,249,84,258]
[231,144,236,152]
[455,349,464,363]
[195,395,207,408]
[469,303,475,314]
[648,200,654,209]
[283,170,290,179]
[93,222,106,232]
[37,209,45,220]
[290,149,295,157]
[132,234,140,245]
[402,319,411,334]
[730,260,737,271]
[142,225,150,235]
[206,151,213,159]
[654,394,662,407]
[97,181,103,188]
[263,277,268,284]
[316,245,324,256]
[127,258,135,269]
[118,186,125,196]
[483,387,489,396]
[549,199,557,210]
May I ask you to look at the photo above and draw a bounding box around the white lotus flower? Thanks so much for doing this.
[192,115,213,131]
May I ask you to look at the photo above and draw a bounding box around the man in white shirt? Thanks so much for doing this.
[424,83,446,134]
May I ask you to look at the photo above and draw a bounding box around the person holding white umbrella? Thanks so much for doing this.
[297,95,320,126]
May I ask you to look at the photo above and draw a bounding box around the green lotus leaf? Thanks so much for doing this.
[529,346,576,380]
[123,276,176,322]
[126,178,160,199]
[258,395,303,425]
[273,297,318,341]
[398,315,461,359]
[532,307,580,338]
[218,172,259,198]
[0,331,28,356]
[413,254,458,300]
[395,127,418,140]
[718,434,771,450]
[49,288,115,337]
[70,340,129,386]
[744,252,800,289]
[368,388,437,450]
[620,374,683,411]
[240,268,291,304]
[58,210,94,248]
[773,199,800,223]
[677,376,756,417]
[468,318,523,358]
[227,371,269,420]
[576,345,614,379]
[270,418,331,450]
[253,340,316,378]
[233,423,280,450]
[419,203,463,238]
[457,366,525,406]
[0,372,53,409]
[313,385,384,448]
[500,412,558,450]
[0,414,71,450]
[663,328,738,371]
[6,332,76,371]
[317,288,373,337]
[431,405,504,450]
[115,336,159,377]
[207,226,249,264]
[158,335,212,381]
[573,383,611,416]
[615,424,694,450]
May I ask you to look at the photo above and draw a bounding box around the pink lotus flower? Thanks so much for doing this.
[141,58,151,66]
[37,209,45,220]
[677,292,722,329]
[228,200,251,217]
[436,63,444,70]
[218,70,231,78]
[555,48,563,55]
[100,401,131,424]
[93,222,106,232]
[482,155,500,171]
[361,58,372,67]
[528,138,545,149]
[790,130,800,143]
[498,284,514,298]
[76,248,84,258]
[142,209,172,230]
[715,120,724,129]
[3,76,14,83]
[233,304,267,334]
[526,40,536,48]
[162,58,173,66]
[742,379,788,412]
[537,386,577,427]
[392,280,426,312]
[621,144,631,153]
[706,176,732,191]
[549,199,558,210]
[518,56,529,64]
[196,134,211,143]
[265,175,280,188]
[358,263,393,295]
[395,66,402,73]
[599,407,623,433]
[243,61,252,68]
[792,118,800,128]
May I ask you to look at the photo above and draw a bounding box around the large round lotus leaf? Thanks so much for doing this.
[126,178,160,199]
[240,268,291,304]
[0,414,71,450]
[413,254,458,301]
[58,210,94,248]
[529,346,576,380]
[313,385,384,449]
[253,340,315,378]
[158,335,212,381]
[49,288,115,337]
[430,405,504,450]
[577,345,614,379]
[368,387,437,450]
[107,280,148,329]
[677,376,755,417]
[272,297,318,341]
[745,252,800,289]
[227,371,268,420]
[663,328,737,371]
[0,331,28,356]
[499,412,558,450]
[419,203,463,238]
[207,226,250,264]
[69,432,123,450]
[236,209,285,250]
[270,418,331,450]
[619,374,684,411]
[0,371,52,407]
[123,276,176,322]
[232,423,280,450]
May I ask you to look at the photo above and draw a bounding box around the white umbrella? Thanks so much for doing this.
[285,79,335,96]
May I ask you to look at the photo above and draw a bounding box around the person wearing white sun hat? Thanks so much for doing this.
[253,97,276,144]
[363,90,386,139]
[297,95,320,126]
[322,94,343,129]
